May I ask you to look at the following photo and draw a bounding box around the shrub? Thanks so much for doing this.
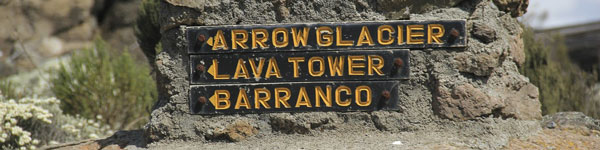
[0,80,21,100]
[0,96,112,149]
[50,39,157,130]
[519,26,599,118]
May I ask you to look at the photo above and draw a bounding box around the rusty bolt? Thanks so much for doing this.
[198,34,206,42]
[394,58,404,68]
[198,96,207,104]
[381,90,391,100]
[450,28,459,38]
[196,64,205,72]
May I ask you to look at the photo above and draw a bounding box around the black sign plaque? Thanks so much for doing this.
[190,49,409,84]
[186,20,466,54]
[190,81,400,114]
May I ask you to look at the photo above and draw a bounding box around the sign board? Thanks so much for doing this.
[190,81,400,114]
[187,20,466,54]
[190,50,409,84]
[186,20,466,114]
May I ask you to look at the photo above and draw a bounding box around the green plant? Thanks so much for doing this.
[0,80,21,100]
[519,26,599,118]
[50,39,157,130]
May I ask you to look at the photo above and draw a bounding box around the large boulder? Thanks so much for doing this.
[147,1,541,149]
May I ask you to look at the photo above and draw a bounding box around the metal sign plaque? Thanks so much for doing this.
[189,49,409,84]
[190,81,400,114]
[186,20,466,54]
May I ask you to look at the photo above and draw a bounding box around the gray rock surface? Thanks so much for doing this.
[147,0,542,149]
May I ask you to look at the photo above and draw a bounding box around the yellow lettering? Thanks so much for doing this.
[316,26,333,47]
[233,59,250,79]
[265,57,282,78]
[287,57,305,78]
[428,24,445,44]
[212,30,229,50]
[327,56,344,76]
[252,29,269,49]
[248,58,266,78]
[367,55,384,76]
[335,86,351,106]
[234,89,250,109]
[308,56,325,77]
[295,87,312,107]
[397,25,404,45]
[272,28,289,48]
[377,25,394,45]
[315,86,332,107]
[213,90,231,110]
[407,25,424,44]
[254,88,271,109]
[355,86,371,107]
[291,27,309,47]
[356,26,374,46]
[336,26,354,46]
[348,55,365,76]
[231,29,249,49]
[274,87,291,108]
[211,59,230,79]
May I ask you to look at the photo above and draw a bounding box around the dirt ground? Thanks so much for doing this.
[45,125,600,150]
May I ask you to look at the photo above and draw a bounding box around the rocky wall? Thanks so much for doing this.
[147,0,541,148]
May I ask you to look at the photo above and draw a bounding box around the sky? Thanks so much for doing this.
[522,0,600,29]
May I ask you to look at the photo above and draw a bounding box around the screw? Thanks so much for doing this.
[198,34,206,42]
[394,58,404,68]
[450,28,459,38]
[198,96,207,104]
[196,64,205,72]
[381,90,391,100]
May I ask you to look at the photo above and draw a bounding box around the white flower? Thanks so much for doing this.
[10,118,17,125]
[29,145,36,150]
[1,133,7,138]
[32,139,39,145]
[96,115,103,120]
[89,133,99,139]
[88,119,94,124]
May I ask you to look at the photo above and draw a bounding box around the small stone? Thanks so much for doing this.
[223,120,258,142]
[546,121,557,129]
[433,83,504,120]
[493,0,529,17]
[472,22,497,43]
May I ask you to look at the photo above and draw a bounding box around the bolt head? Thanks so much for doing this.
[198,34,206,42]
[394,58,404,68]
[381,90,391,100]
[196,64,205,72]
[198,96,207,104]
[450,28,460,37]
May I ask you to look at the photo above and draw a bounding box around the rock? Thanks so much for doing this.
[472,22,497,43]
[489,60,542,120]
[542,112,600,130]
[499,83,542,120]
[454,52,500,76]
[434,83,504,120]
[148,0,544,145]
[215,120,258,142]
[493,0,529,17]
[508,33,525,66]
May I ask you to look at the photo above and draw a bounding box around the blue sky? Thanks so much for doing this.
[522,0,600,29]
